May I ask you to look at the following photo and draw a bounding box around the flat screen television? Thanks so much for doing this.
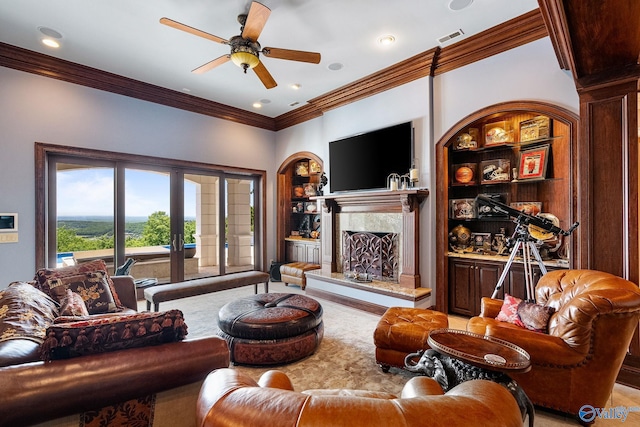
[329,121,413,192]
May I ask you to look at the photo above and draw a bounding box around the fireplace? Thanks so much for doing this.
[342,231,399,282]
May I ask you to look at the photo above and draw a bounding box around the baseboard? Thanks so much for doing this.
[617,354,640,389]
[305,287,388,315]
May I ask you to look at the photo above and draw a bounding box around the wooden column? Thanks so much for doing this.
[399,194,421,288]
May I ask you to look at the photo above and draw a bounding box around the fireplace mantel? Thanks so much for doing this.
[313,188,429,288]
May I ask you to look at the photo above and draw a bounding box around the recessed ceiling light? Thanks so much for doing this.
[377,35,396,46]
[448,0,473,11]
[290,83,301,90]
[41,38,60,48]
[327,62,343,71]
[252,102,262,109]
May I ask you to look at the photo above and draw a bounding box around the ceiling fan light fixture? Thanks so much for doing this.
[231,50,260,72]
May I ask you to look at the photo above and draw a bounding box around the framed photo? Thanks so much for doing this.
[309,159,322,174]
[303,183,317,197]
[483,121,514,146]
[295,161,309,176]
[450,198,476,219]
[471,232,492,250]
[517,144,550,180]
[520,116,551,142]
[480,159,511,184]
[451,163,477,185]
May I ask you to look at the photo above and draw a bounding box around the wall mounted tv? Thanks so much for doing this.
[329,121,413,192]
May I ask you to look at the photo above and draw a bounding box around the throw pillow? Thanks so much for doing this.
[59,288,89,317]
[34,259,123,312]
[517,301,555,333]
[0,282,59,344]
[495,293,525,328]
[46,270,117,315]
[40,309,188,361]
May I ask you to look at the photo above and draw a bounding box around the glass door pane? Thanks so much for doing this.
[183,173,222,280]
[225,177,255,273]
[124,168,171,283]
[55,163,114,268]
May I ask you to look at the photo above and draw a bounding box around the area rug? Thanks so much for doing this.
[139,281,640,427]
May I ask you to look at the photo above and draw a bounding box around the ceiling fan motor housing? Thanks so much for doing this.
[230,35,261,72]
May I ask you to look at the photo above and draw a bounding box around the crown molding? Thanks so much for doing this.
[0,11,547,132]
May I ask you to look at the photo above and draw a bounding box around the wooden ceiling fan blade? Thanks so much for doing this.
[160,17,228,44]
[253,61,277,89]
[192,55,230,74]
[263,47,321,64]
[241,2,271,42]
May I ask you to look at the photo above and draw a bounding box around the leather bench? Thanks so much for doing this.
[217,293,323,365]
[144,271,270,311]
[373,307,449,372]
[279,262,321,290]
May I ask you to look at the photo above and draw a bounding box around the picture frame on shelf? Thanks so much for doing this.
[483,121,514,146]
[309,159,322,174]
[451,163,477,185]
[450,198,476,219]
[480,159,511,184]
[519,116,552,142]
[471,232,492,251]
[295,161,309,176]
[303,183,317,197]
[517,144,550,180]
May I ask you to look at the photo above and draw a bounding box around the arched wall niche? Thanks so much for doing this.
[434,100,579,313]
[276,151,324,261]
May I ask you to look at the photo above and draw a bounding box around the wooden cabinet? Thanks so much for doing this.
[448,258,504,316]
[285,238,321,264]
[435,102,579,314]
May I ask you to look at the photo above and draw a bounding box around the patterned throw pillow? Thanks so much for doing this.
[34,259,123,313]
[40,309,188,361]
[59,288,89,317]
[495,293,525,328]
[0,282,59,344]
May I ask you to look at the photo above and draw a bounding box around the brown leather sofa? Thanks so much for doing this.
[0,276,230,426]
[467,269,640,419]
[196,368,524,427]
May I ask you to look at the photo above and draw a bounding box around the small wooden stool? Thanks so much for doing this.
[373,307,449,372]
[279,262,321,290]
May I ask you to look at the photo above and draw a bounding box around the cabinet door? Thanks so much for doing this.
[448,259,476,316]
[475,261,504,311]
[306,242,320,264]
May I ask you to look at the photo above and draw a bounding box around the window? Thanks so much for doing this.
[36,143,265,284]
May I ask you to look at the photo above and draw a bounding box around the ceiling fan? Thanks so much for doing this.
[160,1,321,89]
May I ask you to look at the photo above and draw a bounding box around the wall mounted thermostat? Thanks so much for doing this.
[0,213,18,243]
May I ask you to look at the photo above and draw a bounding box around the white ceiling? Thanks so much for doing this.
[0,0,539,118]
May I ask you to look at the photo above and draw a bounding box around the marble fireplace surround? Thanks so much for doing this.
[312,189,429,289]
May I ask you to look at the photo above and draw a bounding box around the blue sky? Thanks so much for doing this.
[57,168,196,217]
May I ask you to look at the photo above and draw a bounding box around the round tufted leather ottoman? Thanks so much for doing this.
[373,307,448,372]
[217,293,323,366]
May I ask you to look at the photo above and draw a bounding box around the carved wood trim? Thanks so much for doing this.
[537,0,575,74]
[1,11,547,131]
[434,10,547,75]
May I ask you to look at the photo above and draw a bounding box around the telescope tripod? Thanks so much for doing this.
[491,222,548,302]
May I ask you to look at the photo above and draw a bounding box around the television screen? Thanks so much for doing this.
[329,122,413,192]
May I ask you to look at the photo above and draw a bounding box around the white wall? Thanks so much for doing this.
[0,66,276,285]
[275,37,580,302]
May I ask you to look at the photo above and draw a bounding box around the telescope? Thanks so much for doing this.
[476,195,579,237]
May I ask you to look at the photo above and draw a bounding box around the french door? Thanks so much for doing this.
[37,144,264,284]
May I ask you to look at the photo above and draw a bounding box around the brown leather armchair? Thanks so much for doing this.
[467,269,640,418]
[196,368,523,427]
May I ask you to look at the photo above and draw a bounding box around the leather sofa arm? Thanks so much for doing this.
[400,376,445,398]
[0,337,229,426]
[111,275,138,310]
[479,297,503,317]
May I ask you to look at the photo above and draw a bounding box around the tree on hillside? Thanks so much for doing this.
[143,211,171,246]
